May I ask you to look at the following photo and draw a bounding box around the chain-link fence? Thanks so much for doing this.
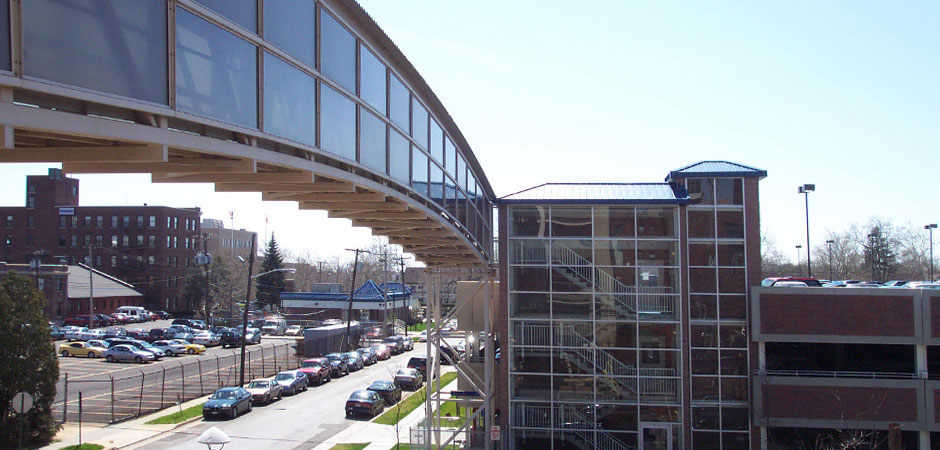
[53,342,301,424]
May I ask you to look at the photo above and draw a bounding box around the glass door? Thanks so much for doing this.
[639,423,672,450]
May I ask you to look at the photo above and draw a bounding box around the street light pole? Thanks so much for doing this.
[926,224,938,281]
[826,239,835,281]
[795,245,802,276]
[342,248,369,352]
[867,233,877,282]
[798,184,815,277]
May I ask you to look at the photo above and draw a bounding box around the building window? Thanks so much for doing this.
[173,236,178,248]
[137,215,144,228]
[71,216,78,228]
[111,235,118,247]
[84,216,91,227]
[59,236,66,247]
[27,197,34,209]
[60,216,67,227]
[166,236,171,248]
[27,185,35,193]
[112,216,118,227]
[173,217,178,229]
[95,255,102,266]
[137,235,144,246]
[148,255,154,266]
[111,256,117,267]
[4,235,12,246]
[122,235,129,247]
[167,256,172,267]
[71,186,77,196]
[96,216,103,228]
[149,216,156,228]
[84,235,91,247]
[122,216,130,227]
[185,257,190,267]
[26,216,34,228]
[37,278,44,291]
[149,235,156,248]
[5,216,13,227]
[167,217,171,228]
[70,235,77,247]
[26,234,34,246]
[57,278,64,292]
[95,235,103,246]
[185,237,190,249]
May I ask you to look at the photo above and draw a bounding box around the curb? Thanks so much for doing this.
[113,413,204,449]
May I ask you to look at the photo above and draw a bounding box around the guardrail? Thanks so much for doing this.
[755,369,919,380]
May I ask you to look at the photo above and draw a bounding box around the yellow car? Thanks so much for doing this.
[171,339,206,355]
[60,341,106,358]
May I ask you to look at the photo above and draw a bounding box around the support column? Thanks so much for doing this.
[917,344,928,379]
[484,269,494,450]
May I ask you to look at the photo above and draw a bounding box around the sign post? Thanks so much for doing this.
[491,425,500,442]
[11,392,33,450]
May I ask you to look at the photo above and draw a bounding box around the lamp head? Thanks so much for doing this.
[197,426,230,450]
[796,245,802,249]
[826,240,835,244]
[926,224,938,230]
[798,184,815,193]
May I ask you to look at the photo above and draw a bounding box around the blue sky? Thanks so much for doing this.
[1,1,937,263]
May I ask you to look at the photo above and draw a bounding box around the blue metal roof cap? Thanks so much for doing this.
[281,280,411,301]
[498,183,689,205]
[666,161,767,182]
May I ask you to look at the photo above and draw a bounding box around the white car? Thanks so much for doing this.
[152,340,189,357]
[78,329,107,341]
[63,327,87,341]
[193,331,220,347]
[285,325,303,336]
[418,330,429,342]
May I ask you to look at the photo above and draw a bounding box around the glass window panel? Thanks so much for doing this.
[445,137,456,176]
[689,243,716,267]
[511,292,549,319]
[388,74,409,130]
[554,375,594,401]
[411,148,428,195]
[510,207,548,238]
[319,84,355,160]
[595,240,636,266]
[176,8,256,128]
[691,324,718,348]
[596,267,636,291]
[602,349,638,372]
[691,295,717,320]
[445,175,457,218]
[720,350,748,375]
[551,266,594,294]
[411,98,428,148]
[263,52,315,146]
[719,295,747,320]
[597,377,637,402]
[0,0,8,71]
[721,377,749,401]
[637,267,677,292]
[595,322,636,348]
[722,407,749,431]
[722,432,750,449]
[554,321,594,347]
[687,178,714,205]
[691,349,719,374]
[639,350,679,372]
[692,406,720,430]
[717,210,745,239]
[639,406,679,422]
[693,432,721,449]
[457,153,467,190]
[690,268,717,293]
[636,207,676,238]
[688,210,715,239]
[389,131,410,185]
[263,0,314,66]
[691,376,719,401]
[553,347,593,375]
[429,121,443,163]
[594,206,634,237]
[551,207,592,237]
[596,404,638,431]
[359,44,386,113]
[552,239,592,264]
[359,107,387,173]
[429,163,444,204]
[720,325,747,348]
[24,0,167,104]
[637,241,677,266]
[551,293,592,319]
[718,243,745,267]
[639,323,679,349]
[509,239,548,265]
[512,320,551,346]
[513,430,552,449]
[718,268,746,293]
[510,266,550,292]
[595,294,636,321]
[195,0,256,31]
[319,9,356,92]
[512,374,551,400]
[513,347,551,373]
[716,178,744,205]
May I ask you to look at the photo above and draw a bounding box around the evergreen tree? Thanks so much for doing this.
[256,233,285,309]
[0,273,59,446]
[864,225,897,282]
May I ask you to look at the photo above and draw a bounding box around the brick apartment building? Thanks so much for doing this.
[0,168,200,313]
[201,218,257,261]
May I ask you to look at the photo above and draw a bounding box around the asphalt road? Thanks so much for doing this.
[136,349,420,450]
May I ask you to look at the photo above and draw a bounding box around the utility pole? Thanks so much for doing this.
[342,248,368,352]
[399,255,410,336]
[202,233,211,323]
[382,248,389,337]
[317,261,325,284]
[239,233,256,387]
[826,239,835,281]
[88,245,94,329]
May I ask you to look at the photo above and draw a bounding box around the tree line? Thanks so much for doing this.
[762,217,938,282]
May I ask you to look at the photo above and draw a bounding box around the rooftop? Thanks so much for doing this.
[499,183,689,205]
[665,160,768,181]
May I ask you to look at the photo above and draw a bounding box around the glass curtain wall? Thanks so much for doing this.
[508,204,682,450]
[686,177,750,450]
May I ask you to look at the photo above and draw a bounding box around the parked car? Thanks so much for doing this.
[95,314,116,327]
[245,328,262,345]
[50,326,65,340]
[172,318,199,328]
[115,306,151,322]
[370,344,391,360]
[344,352,364,371]
[103,327,128,339]
[78,329,107,341]
[357,347,377,366]
[190,319,208,330]
[220,328,261,348]
[395,336,414,351]
[193,331,220,347]
[407,355,431,377]
[298,358,332,386]
[203,387,252,420]
[345,390,385,418]
[103,344,154,364]
[394,368,423,390]
[367,380,402,405]
[170,339,206,355]
[382,337,402,354]
[418,330,429,342]
[63,326,88,341]
[285,325,303,336]
[261,317,287,336]
[273,370,308,395]
[244,378,282,405]
[153,310,172,320]
[325,353,349,377]
[125,329,151,340]
[65,315,102,328]
[108,339,165,359]
[761,277,823,287]
[85,339,111,349]
[60,341,106,358]
[152,340,188,357]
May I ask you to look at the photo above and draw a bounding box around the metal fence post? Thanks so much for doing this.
[198,360,204,395]
[161,367,166,408]
[137,370,145,417]
[180,361,186,399]
[62,372,68,423]
[260,346,265,377]
[110,375,115,424]
[215,354,221,389]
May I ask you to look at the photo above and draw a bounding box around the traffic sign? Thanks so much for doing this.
[11,392,33,414]
[491,425,500,441]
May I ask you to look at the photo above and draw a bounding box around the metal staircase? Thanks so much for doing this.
[514,403,637,450]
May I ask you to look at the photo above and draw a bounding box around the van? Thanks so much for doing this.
[115,306,150,323]
[261,317,288,336]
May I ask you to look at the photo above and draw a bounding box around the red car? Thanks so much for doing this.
[110,313,133,324]
[370,344,391,360]
[65,315,102,328]
[298,358,332,386]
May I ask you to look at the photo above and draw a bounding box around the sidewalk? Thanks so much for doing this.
[43,395,208,450]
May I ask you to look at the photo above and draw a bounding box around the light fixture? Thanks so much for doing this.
[197,426,230,450]
[798,184,815,277]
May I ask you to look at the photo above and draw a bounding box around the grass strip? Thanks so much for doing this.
[388,443,460,450]
[145,403,205,424]
[406,322,435,332]
[60,445,105,450]
[373,372,457,425]
[329,444,370,450]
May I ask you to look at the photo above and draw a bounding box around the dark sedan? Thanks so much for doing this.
[274,370,308,395]
[345,389,385,418]
[344,351,364,371]
[357,347,377,366]
[203,387,252,420]
[367,380,401,405]
[382,337,402,354]
[325,353,349,377]
[394,368,423,391]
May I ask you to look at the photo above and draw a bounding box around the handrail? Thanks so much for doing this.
[756,369,919,380]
